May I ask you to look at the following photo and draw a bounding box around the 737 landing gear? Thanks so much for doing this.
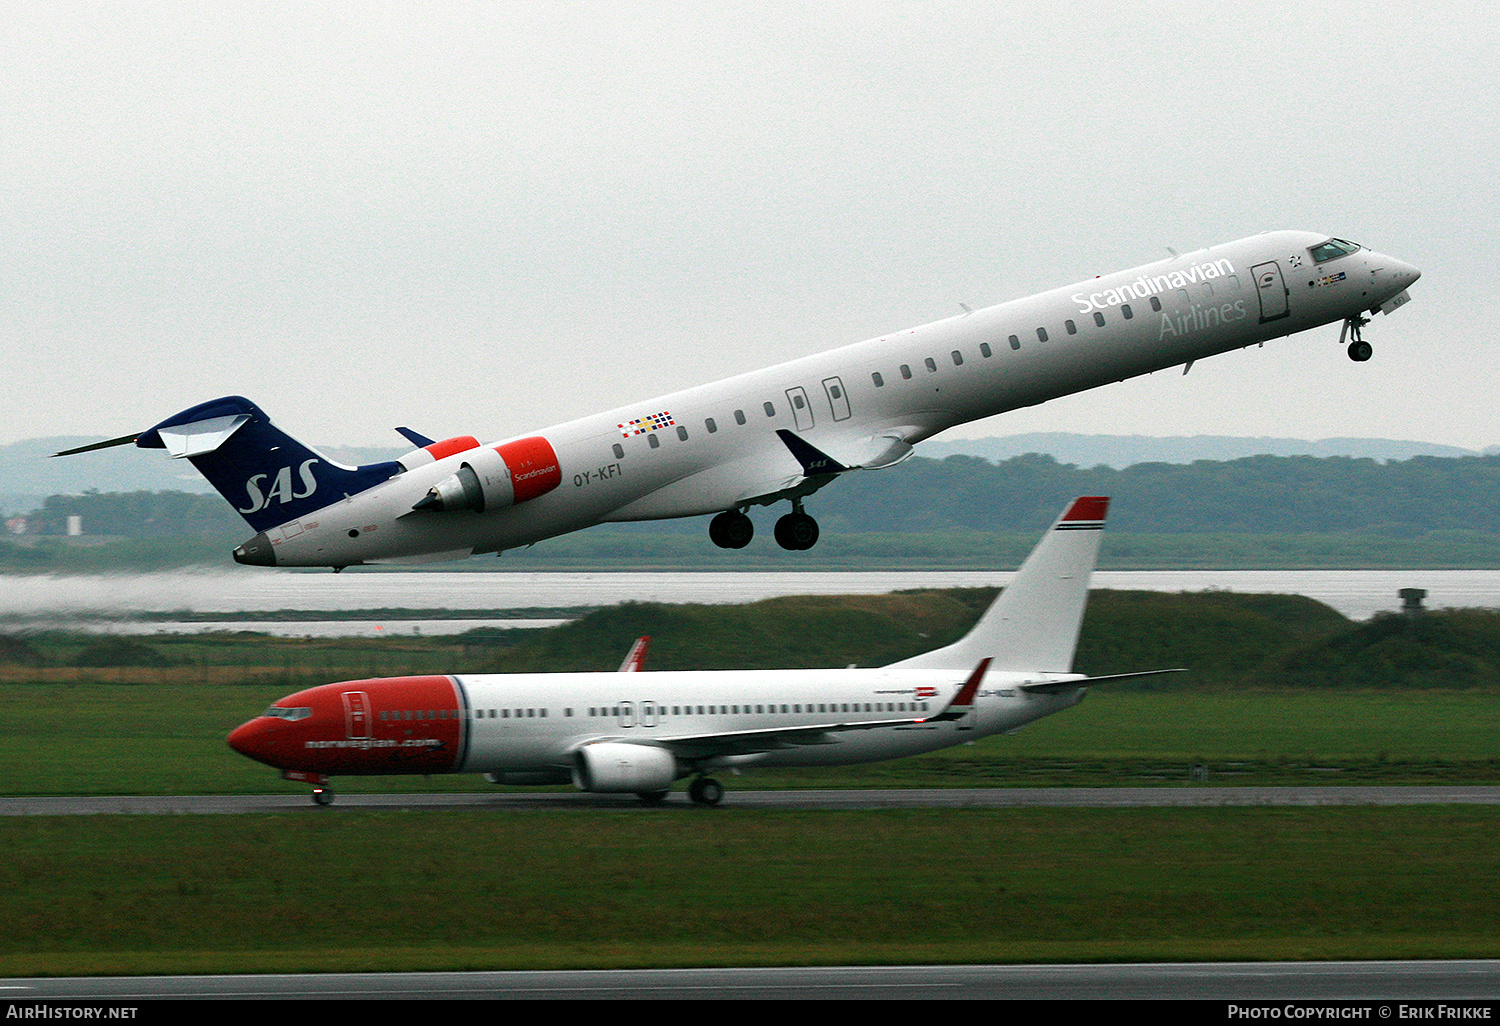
[1342,314,1372,362]
[774,500,820,551]
[311,787,334,806]
[708,509,754,548]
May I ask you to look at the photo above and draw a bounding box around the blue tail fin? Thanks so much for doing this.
[135,396,400,533]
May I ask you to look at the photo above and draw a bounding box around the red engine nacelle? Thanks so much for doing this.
[412,436,562,513]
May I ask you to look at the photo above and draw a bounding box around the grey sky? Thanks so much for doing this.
[3,2,1494,451]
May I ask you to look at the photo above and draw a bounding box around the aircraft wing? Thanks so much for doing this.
[631,660,989,760]
[732,428,917,508]
[605,427,919,521]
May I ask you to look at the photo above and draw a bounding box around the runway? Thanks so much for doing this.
[4,960,1498,1000]
[2,784,1499,815]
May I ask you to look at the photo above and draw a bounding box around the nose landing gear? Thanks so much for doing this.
[1341,315,1373,362]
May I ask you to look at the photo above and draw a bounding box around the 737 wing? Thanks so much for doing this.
[636,660,990,761]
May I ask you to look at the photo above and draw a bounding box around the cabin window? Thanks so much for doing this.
[1008,334,1020,350]
[763,401,776,418]
[924,357,937,373]
[1093,312,1105,327]
[1065,319,1077,335]
[951,350,963,366]
[872,371,884,387]
[647,434,660,449]
[792,393,806,409]
[612,443,624,459]
[1122,304,1133,319]
[705,417,717,433]
[676,425,688,441]
[900,364,912,379]
[1150,296,1162,312]
[734,409,746,425]
[980,342,992,358]
[1036,327,1049,342]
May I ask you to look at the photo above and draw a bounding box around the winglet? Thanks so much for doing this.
[617,636,651,672]
[924,658,991,722]
[775,429,850,476]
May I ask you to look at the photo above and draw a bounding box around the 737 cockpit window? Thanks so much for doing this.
[1309,238,1361,263]
[263,706,312,721]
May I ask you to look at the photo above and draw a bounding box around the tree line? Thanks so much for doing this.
[16,450,1500,538]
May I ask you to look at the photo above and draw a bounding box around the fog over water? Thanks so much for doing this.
[3,569,1496,628]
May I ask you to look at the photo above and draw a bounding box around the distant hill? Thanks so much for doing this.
[917,433,1488,469]
[0,437,404,516]
[6,431,1488,516]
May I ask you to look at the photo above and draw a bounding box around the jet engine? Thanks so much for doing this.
[412,436,561,514]
[571,742,677,793]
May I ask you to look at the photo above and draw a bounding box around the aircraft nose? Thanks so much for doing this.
[1389,257,1421,291]
[227,717,280,767]
[1370,253,1421,294]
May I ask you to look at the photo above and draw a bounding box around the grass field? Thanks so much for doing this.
[1,807,1496,976]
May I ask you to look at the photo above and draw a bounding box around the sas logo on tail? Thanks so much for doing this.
[239,460,320,514]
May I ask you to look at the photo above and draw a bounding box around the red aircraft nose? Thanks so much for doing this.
[227,716,280,767]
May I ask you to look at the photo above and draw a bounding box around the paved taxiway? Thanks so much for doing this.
[2,785,1499,815]
[4,960,1498,1000]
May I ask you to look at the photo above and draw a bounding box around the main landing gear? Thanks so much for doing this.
[634,776,725,806]
[708,509,754,549]
[709,502,821,551]
[688,776,725,806]
[1342,314,1373,362]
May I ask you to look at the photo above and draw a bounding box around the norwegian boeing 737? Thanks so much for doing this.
[58,231,1419,567]
[229,496,1174,805]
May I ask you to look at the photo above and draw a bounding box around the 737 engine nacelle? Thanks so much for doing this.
[571,742,677,794]
[412,436,562,514]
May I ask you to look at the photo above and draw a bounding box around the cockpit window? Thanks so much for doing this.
[263,706,312,721]
[1309,238,1361,263]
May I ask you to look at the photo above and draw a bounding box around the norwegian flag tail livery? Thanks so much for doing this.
[889,496,1108,673]
[227,497,1181,806]
[58,231,1418,568]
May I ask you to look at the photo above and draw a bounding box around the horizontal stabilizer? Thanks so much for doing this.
[395,426,437,448]
[1020,668,1186,693]
[51,433,141,458]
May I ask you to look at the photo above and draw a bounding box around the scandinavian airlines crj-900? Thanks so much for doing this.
[59,231,1419,567]
[228,496,1175,805]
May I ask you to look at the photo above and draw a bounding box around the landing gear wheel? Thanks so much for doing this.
[688,777,724,806]
[311,788,334,806]
[774,511,819,551]
[636,790,669,805]
[709,510,754,549]
[1348,340,1373,362]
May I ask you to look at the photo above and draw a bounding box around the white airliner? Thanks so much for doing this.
[228,496,1176,805]
[58,231,1419,567]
